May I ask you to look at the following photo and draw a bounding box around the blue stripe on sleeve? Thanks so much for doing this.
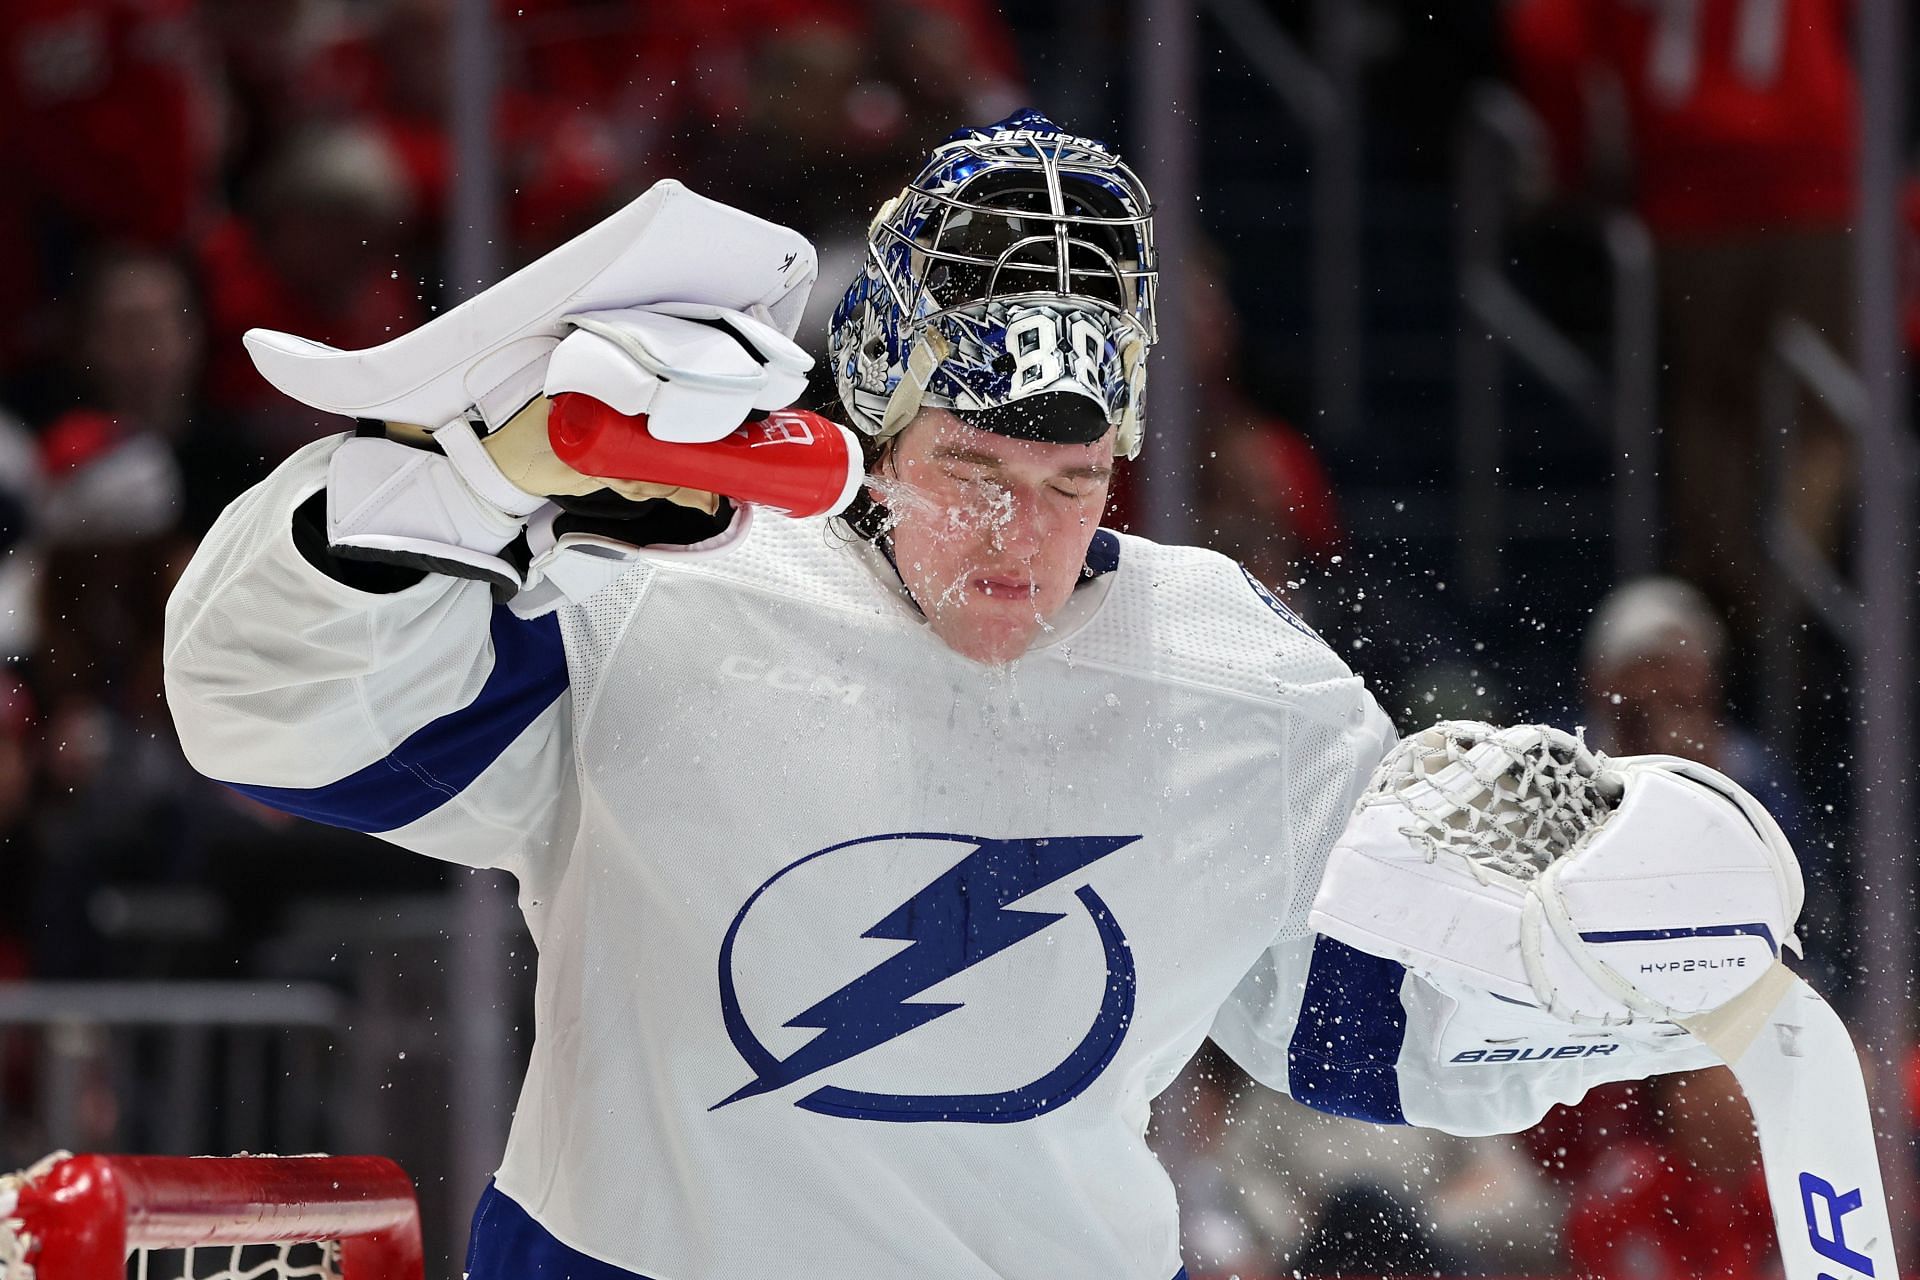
[1286,935,1410,1124]
[225,607,568,834]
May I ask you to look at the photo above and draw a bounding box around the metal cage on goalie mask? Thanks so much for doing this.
[830,111,1158,458]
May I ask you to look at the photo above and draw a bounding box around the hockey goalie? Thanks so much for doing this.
[161,110,1895,1279]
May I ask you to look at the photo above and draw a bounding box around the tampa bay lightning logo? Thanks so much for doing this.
[714,832,1139,1123]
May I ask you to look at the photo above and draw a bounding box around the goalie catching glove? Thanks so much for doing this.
[1313,725,1899,1280]
[1308,721,1803,1026]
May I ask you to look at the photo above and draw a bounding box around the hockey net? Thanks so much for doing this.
[0,1153,422,1280]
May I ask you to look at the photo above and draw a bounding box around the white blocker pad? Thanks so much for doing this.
[547,304,812,444]
[1309,722,1804,1026]
[244,180,818,431]
[1528,756,1803,1021]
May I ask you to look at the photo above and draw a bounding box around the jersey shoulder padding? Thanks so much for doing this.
[1063,531,1355,707]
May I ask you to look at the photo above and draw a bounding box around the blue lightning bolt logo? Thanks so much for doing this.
[714,832,1140,1124]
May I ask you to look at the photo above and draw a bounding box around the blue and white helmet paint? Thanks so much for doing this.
[829,109,1157,458]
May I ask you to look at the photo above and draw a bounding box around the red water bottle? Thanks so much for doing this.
[546,393,866,518]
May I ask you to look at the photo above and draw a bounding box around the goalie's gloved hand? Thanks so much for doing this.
[543,303,813,444]
[324,396,727,598]
[244,178,818,438]
[1309,720,1803,1028]
[252,180,822,592]
[466,301,817,509]
[323,300,810,591]
[325,412,545,596]
[484,303,857,522]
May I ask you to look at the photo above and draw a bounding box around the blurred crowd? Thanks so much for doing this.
[0,0,1038,981]
[0,0,1910,1275]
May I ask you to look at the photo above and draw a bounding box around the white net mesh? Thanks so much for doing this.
[128,1242,340,1280]
[1,1153,413,1280]
[2,1154,343,1280]
[1360,720,1621,882]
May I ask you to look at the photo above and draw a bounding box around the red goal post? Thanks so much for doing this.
[0,1153,422,1280]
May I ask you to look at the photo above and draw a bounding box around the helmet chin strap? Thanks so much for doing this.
[1116,332,1147,459]
[878,328,953,439]
[867,194,902,239]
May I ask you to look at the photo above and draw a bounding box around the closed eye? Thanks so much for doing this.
[943,467,1009,494]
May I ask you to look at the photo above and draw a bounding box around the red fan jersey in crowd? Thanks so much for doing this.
[309,4,619,250]
[0,0,218,247]
[0,0,218,367]
[1564,1140,1778,1279]
[1103,416,1343,563]
[1521,1081,1658,1185]
[1902,178,1920,357]
[195,214,426,416]
[1506,0,1857,239]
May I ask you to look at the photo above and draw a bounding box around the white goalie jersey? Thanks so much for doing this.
[163,437,1717,1280]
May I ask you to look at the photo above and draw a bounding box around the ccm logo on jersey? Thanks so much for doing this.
[1801,1173,1876,1277]
[718,655,864,705]
[714,832,1139,1124]
[1449,1044,1620,1064]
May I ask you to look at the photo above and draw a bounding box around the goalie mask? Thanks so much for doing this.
[829,109,1157,458]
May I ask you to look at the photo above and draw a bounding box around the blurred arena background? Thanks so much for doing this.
[0,0,1913,1274]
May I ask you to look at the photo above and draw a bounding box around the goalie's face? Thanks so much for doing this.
[878,408,1113,665]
